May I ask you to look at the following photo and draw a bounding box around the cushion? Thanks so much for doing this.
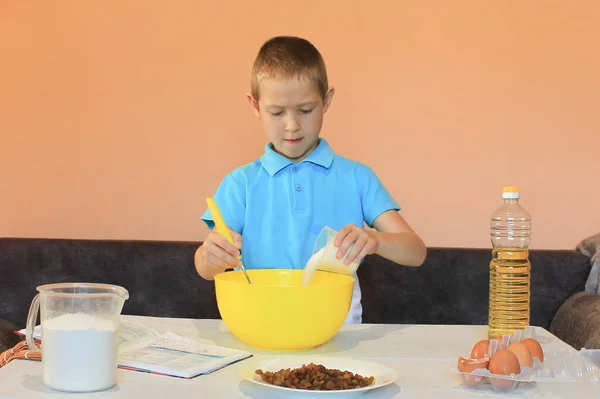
[550,291,600,349]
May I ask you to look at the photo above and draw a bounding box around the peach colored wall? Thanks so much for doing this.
[1,1,599,249]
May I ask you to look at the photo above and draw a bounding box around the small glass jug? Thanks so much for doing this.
[302,226,361,285]
[26,283,129,392]
[311,226,361,274]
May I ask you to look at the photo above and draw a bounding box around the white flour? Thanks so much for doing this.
[42,313,119,392]
[302,248,325,285]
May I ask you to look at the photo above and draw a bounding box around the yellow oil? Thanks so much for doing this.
[488,248,531,339]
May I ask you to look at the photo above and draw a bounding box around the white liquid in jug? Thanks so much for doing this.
[42,313,119,392]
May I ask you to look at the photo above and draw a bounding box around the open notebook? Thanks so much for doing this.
[20,320,252,379]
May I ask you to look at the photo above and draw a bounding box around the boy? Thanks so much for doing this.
[195,36,426,323]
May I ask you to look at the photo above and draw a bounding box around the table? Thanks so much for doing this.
[0,315,587,398]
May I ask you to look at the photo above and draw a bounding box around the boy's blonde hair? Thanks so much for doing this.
[250,36,328,101]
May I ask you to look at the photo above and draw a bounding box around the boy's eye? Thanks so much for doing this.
[270,111,283,116]
[300,108,313,114]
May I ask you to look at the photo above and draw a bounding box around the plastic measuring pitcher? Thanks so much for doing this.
[302,226,360,285]
[25,283,129,392]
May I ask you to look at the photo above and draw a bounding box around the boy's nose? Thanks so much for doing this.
[285,116,300,132]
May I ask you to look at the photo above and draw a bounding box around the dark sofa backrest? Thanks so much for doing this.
[1,239,591,330]
[1,238,217,327]
[358,247,591,329]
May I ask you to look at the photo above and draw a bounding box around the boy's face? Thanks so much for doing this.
[247,76,334,162]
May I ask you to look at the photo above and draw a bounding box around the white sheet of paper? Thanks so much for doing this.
[148,332,238,357]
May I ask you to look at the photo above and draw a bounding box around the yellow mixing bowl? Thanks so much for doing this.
[214,269,354,350]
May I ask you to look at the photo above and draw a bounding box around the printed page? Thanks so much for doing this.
[118,332,252,378]
[118,320,161,351]
[149,332,240,357]
[119,347,220,370]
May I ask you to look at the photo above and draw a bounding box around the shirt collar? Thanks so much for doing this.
[260,138,335,176]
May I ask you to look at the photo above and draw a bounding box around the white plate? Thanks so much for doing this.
[240,356,398,397]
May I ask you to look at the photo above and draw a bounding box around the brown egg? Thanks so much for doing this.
[507,341,533,368]
[488,349,521,391]
[521,338,544,362]
[489,349,521,375]
[457,357,489,388]
[470,339,490,359]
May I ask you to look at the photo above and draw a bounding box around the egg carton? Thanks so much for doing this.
[451,326,547,393]
[453,355,545,393]
[454,335,600,394]
[529,349,600,397]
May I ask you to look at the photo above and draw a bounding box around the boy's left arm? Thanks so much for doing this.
[334,210,426,267]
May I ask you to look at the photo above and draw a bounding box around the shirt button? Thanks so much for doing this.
[292,165,298,172]
[295,185,302,191]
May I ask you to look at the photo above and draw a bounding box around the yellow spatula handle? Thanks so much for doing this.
[207,198,236,250]
[206,197,251,283]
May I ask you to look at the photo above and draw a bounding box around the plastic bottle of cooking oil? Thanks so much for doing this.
[488,186,532,339]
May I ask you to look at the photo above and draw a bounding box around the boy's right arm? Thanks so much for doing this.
[194,229,243,280]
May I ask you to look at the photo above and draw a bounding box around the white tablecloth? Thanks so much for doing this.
[0,315,589,398]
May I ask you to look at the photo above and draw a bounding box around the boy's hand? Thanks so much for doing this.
[333,224,379,265]
[201,229,243,270]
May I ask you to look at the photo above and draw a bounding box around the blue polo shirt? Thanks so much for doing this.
[202,138,400,322]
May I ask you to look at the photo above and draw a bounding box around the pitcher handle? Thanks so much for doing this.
[26,293,42,352]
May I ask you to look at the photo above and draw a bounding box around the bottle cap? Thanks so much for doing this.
[502,186,520,199]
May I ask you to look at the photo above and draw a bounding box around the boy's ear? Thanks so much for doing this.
[246,93,261,119]
[323,87,335,113]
